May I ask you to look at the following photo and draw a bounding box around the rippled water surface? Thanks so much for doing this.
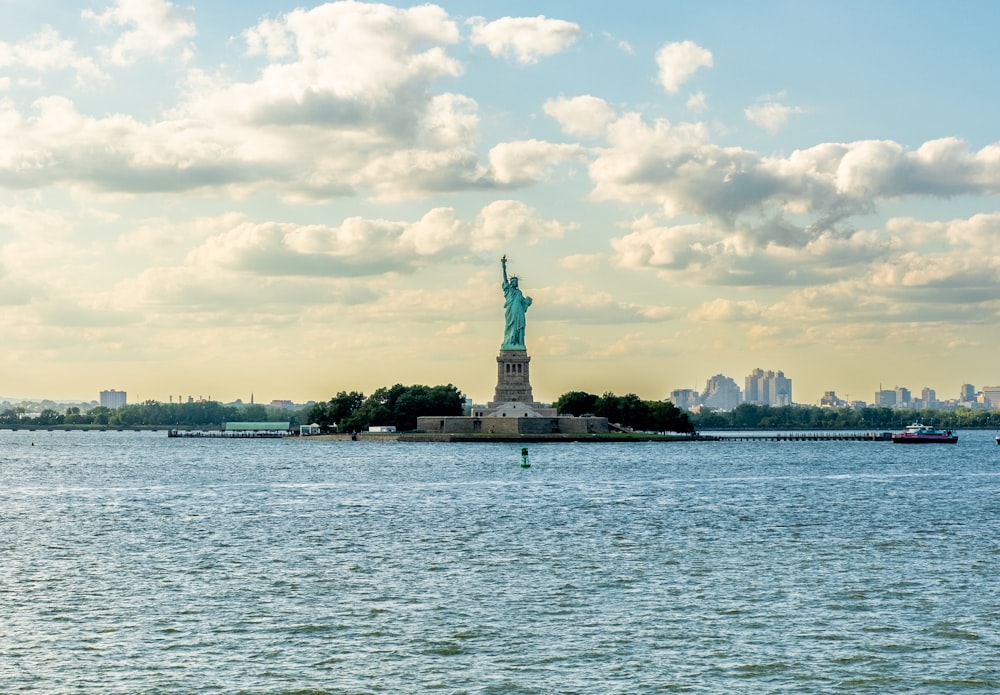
[3,429,999,693]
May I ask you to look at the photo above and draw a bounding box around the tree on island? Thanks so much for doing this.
[554,390,695,433]
[553,391,599,416]
[307,384,464,433]
[306,391,366,432]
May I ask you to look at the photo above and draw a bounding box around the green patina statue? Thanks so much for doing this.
[501,254,532,349]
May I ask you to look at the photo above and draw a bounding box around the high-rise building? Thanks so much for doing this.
[744,368,793,406]
[920,387,937,409]
[960,384,976,402]
[766,370,793,406]
[894,386,911,406]
[99,389,127,408]
[700,374,742,411]
[744,368,765,404]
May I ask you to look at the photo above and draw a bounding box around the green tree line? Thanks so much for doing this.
[553,391,695,433]
[690,403,1000,430]
[18,390,993,434]
[0,401,303,428]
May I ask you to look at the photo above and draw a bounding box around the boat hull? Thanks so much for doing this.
[891,436,958,444]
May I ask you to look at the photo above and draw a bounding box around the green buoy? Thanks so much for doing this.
[520,446,530,468]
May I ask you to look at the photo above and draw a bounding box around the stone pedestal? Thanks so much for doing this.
[488,349,534,408]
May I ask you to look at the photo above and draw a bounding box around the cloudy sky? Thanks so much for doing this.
[3,0,1000,405]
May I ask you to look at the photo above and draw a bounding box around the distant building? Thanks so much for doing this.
[894,386,911,407]
[960,384,976,403]
[270,399,295,409]
[744,368,793,406]
[919,387,937,410]
[875,389,897,407]
[99,389,127,408]
[820,391,846,407]
[670,388,700,411]
[701,374,742,411]
[982,386,1000,410]
[767,371,793,406]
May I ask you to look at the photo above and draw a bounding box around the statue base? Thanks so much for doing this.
[487,348,546,410]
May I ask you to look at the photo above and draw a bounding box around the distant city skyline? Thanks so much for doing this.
[8,369,1000,412]
[3,1,1000,405]
[672,370,1000,411]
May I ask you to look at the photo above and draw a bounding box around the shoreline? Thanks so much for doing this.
[300,432,708,443]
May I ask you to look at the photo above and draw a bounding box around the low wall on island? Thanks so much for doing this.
[415,414,609,436]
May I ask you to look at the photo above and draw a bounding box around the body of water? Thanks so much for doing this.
[2,429,999,693]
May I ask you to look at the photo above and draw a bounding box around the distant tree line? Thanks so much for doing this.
[690,403,1000,430]
[17,391,995,434]
[0,401,303,428]
[306,384,464,433]
[554,391,695,433]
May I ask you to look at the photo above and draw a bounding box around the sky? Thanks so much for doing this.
[3,0,1000,406]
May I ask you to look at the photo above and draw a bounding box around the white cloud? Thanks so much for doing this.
[472,199,572,249]
[488,139,589,186]
[0,26,105,84]
[891,213,1000,252]
[590,111,1000,224]
[745,101,803,133]
[611,219,722,273]
[590,112,766,217]
[686,91,708,112]
[610,214,892,288]
[656,40,712,94]
[467,15,581,65]
[143,202,571,284]
[559,253,603,271]
[238,1,460,104]
[604,205,1000,333]
[689,298,765,322]
[543,95,616,138]
[0,3,489,201]
[83,0,196,66]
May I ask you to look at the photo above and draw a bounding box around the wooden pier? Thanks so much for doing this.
[712,431,892,442]
[166,429,290,439]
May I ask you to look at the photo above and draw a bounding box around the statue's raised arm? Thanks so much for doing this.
[501,254,509,286]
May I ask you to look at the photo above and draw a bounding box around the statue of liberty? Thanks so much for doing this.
[501,255,532,349]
